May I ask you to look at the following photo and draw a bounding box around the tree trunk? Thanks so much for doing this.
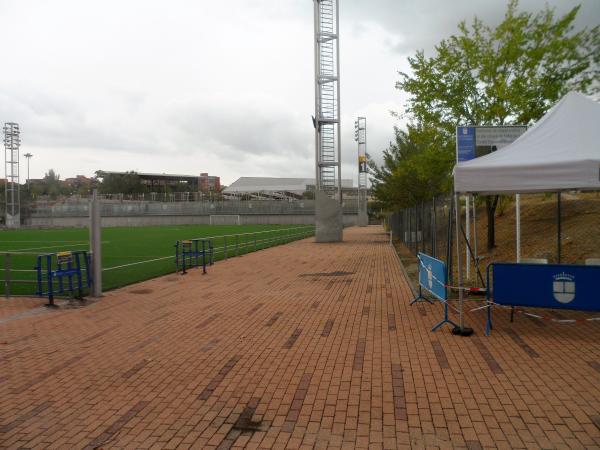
[486,195,499,250]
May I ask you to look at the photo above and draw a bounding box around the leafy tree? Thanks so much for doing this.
[393,0,599,249]
[42,169,65,198]
[97,171,148,195]
[369,123,454,210]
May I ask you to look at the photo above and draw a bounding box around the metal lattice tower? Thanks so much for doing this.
[313,0,342,201]
[354,117,368,226]
[4,122,21,227]
[354,117,367,195]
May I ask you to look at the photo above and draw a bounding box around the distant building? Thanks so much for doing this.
[199,173,221,192]
[223,177,354,200]
[96,171,220,192]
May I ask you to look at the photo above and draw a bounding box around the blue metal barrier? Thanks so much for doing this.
[486,262,600,335]
[414,252,458,332]
[35,250,92,307]
[174,239,213,275]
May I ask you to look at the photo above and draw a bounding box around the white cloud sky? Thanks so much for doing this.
[0,0,598,186]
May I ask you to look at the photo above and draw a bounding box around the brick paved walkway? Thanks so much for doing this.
[1,226,600,449]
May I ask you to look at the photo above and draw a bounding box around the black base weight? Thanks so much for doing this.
[452,326,474,336]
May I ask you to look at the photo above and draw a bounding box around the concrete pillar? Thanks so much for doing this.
[357,198,368,227]
[89,190,102,297]
[315,191,343,242]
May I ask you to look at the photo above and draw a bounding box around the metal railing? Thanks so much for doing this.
[1,252,42,298]
[100,226,315,291]
[2,226,316,297]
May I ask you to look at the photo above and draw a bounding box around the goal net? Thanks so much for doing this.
[209,215,241,225]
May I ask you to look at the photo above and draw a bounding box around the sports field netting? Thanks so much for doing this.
[0,224,315,296]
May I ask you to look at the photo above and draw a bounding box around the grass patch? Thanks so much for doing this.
[0,224,314,296]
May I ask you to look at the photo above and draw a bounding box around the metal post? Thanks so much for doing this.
[473,196,478,273]
[90,189,102,297]
[557,192,562,264]
[202,240,207,274]
[46,254,55,307]
[465,196,471,280]
[516,193,521,262]
[432,197,437,258]
[455,193,464,330]
[4,253,10,299]
[415,205,419,255]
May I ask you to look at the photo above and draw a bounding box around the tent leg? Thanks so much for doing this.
[452,193,473,337]
[516,193,521,263]
[472,196,478,277]
[465,196,470,281]
[557,192,562,264]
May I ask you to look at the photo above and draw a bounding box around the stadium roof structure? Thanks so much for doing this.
[224,177,353,194]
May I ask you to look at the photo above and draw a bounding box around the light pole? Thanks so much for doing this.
[24,152,32,189]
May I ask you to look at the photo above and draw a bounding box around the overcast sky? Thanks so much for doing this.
[1,0,598,186]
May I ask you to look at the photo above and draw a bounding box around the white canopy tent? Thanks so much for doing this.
[451,92,600,334]
[455,91,600,194]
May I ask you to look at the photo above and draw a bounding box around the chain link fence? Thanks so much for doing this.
[388,192,600,290]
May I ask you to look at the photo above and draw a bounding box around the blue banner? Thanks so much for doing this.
[418,252,447,301]
[492,263,600,311]
[456,126,475,162]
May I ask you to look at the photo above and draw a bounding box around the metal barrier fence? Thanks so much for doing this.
[1,252,40,298]
[388,192,600,288]
[388,195,454,279]
[1,226,315,297]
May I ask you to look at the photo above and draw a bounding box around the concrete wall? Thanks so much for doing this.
[24,199,359,228]
[26,214,358,228]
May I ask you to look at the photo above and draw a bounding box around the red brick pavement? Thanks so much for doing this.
[1,226,600,449]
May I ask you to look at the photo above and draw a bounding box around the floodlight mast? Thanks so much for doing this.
[313,0,342,201]
[313,0,344,242]
[355,117,368,226]
[4,122,21,228]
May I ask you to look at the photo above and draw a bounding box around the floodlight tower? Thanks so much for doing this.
[354,117,368,227]
[24,153,33,189]
[313,0,343,242]
[3,123,21,228]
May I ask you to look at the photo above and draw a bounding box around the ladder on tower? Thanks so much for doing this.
[316,0,340,198]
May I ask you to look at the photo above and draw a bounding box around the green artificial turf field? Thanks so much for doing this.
[0,224,314,296]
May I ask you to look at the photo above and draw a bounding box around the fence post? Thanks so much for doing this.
[4,253,10,299]
[432,197,437,258]
[90,189,102,297]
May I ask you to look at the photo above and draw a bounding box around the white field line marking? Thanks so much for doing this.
[0,240,88,244]
[103,255,173,271]
[2,243,89,253]
[101,228,314,272]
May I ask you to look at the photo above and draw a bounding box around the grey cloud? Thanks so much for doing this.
[0,85,161,154]
[344,0,600,55]
[171,99,312,161]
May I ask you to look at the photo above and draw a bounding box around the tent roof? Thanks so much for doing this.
[454,92,600,194]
